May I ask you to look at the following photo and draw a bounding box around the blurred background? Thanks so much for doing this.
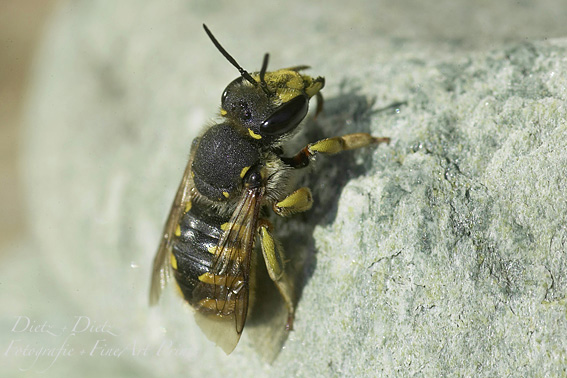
[0,0,58,251]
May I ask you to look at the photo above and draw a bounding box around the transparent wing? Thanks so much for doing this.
[149,161,194,306]
[192,185,265,354]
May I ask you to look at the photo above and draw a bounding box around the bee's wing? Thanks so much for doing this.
[149,161,194,306]
[192,186,265,354]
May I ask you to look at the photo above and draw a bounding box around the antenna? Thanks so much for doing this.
[203,24,257,87]
[258,53,272,96]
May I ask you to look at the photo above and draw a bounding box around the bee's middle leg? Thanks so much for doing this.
[272,187,313,217]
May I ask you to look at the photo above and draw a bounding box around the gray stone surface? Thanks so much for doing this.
[2,0,567,376]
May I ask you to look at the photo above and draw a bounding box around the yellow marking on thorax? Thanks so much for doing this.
[222,191,230,198]
[174,224,181,237]
[248,129,262,139]
[240,166,251,178]
[184,201,192,213]
[207,245,217,254]
[220,109,227,116]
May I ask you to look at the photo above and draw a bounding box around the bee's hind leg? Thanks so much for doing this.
[258,220,295,331]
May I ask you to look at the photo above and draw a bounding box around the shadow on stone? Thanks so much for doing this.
[246,84,400,361]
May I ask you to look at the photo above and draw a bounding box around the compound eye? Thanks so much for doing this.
[260,95,308,136]
[221,88,228,105]
[221,77,243,108]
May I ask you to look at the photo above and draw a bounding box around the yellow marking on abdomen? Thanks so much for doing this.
[198,273,244,287]
[219,222,245,234]
[199,272,223,285]
[170,253,178,270]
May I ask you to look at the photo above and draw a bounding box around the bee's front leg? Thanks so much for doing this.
[258,220,295,331]
[282,133,390,168]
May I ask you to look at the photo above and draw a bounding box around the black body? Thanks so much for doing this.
[171,200,229,304]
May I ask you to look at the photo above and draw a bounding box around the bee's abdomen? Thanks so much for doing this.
[171,202,227,304]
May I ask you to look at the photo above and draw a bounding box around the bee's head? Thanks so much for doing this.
[203,24,325,145]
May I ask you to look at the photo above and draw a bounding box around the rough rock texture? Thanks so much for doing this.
[2,0,567,377]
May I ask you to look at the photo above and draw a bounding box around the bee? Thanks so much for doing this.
[149,24,390,354]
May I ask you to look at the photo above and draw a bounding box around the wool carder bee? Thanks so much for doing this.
[149,24,390,354]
